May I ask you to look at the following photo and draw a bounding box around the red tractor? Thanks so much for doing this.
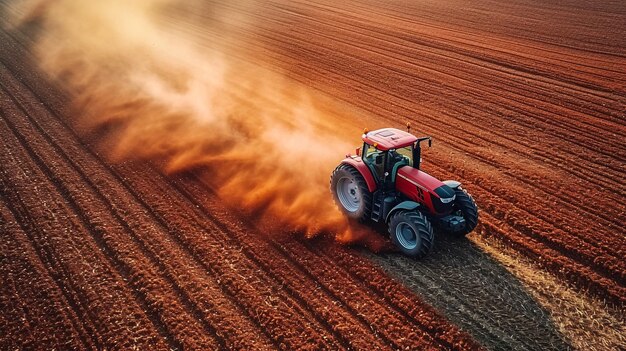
[330,127,478,258]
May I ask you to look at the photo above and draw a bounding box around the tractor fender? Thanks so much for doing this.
[341,158,377,192]
[443,180,462,189]
[385,201,420,223]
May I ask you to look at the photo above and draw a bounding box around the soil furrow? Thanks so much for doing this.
[266,1,626,127]
[1,77,225,350]
[289,0,626,66]
[0,63,279,351]
[0,108,169,349]
[244,26,626,184]
[425,162,626,285]
[238,0,626,91]
[0,32,354,350]
[0,59,344,350]
[272,240,443,349]
[187,22,625,200]
[0,199,93,350]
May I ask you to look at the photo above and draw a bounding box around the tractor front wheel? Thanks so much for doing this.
[330,164,372,222]
[451,188,479,237]
[388,210,434,258]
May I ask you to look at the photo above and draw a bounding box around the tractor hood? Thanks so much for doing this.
[396,167,445,194]
[395,167,456,214]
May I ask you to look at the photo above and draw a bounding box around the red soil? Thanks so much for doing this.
[171,0,626,306]
[1,0,624,349]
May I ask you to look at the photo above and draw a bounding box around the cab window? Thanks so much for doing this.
[362,143,386,180]
[393,146,413,167]
[363,144,375,158]
[363,144,384,164]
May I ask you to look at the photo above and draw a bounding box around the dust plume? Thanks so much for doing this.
[6,0,384,247]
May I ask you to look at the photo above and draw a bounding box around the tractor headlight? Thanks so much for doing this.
[439,195,455,204]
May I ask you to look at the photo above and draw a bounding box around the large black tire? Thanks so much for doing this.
[451,187,479,237]
[388,210,434,258]
[330,164,372,222]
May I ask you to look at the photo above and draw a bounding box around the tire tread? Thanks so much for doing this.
[389,210,434,258]
[330,164,372,222]
[453,188,478,236]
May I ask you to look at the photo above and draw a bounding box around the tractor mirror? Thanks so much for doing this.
[356,147,361,156]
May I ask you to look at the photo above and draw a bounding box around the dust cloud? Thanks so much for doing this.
[7,0,384,247]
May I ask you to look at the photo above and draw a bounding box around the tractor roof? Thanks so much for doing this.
[362,128,417,151]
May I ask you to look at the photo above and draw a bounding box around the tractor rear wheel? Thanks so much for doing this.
[330,164,372,222]
[388,210,434,258]
[451,188,478,237]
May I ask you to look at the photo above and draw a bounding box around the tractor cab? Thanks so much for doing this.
[360,128,430,187]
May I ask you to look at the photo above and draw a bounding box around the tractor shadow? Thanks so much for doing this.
[359,232,574,351]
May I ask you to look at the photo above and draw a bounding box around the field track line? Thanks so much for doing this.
[0,198,96,350]
[0,64,287,350]
[0,81,187,350]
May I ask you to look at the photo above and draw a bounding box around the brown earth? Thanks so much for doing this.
[1,0,625,350]
[169,0,626,304]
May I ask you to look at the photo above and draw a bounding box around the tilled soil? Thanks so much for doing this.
[169,0,626,305]
[0,22,481,351]
[1,0,624,350]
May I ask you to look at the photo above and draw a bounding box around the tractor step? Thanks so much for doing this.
[371,204,382,222]
[371,191,382,222]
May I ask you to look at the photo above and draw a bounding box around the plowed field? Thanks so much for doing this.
[1,0,625,350]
